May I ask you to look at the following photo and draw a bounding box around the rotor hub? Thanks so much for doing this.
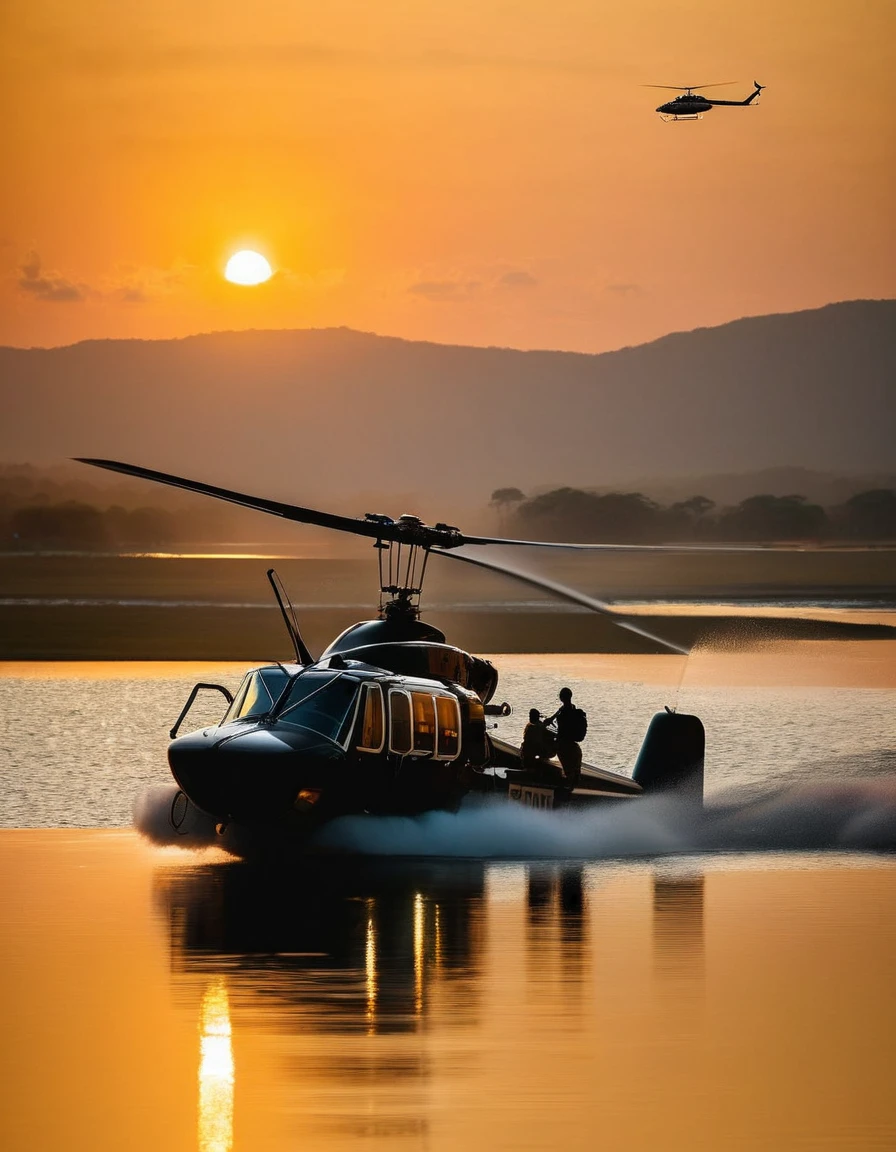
[364,512,463,550]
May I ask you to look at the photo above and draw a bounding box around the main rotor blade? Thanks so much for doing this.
[431,547,691,656]
[76,458,775,554]
[461,532,769,554]
[643,82,736,90]
[434,547,896,648]
[74,458,386,540]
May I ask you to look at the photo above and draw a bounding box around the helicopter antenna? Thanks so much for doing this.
[266,568,315,665]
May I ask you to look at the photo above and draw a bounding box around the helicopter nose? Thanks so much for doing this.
[169,724,344,822]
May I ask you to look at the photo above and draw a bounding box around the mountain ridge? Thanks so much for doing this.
[4,297,892,358]
[2,299,893,508]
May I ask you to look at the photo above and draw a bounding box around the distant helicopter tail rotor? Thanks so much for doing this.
[744,80,766,104]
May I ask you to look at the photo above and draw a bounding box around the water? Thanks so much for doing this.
[1,646,894,837]
[1,644,895,1150]
[2,835,896,1151]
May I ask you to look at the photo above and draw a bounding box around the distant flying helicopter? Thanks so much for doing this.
[649,81,765,122]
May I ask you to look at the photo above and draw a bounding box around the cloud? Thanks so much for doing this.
[109,261,193,303]
[606,282,643,296]
[406,265,541,303]
[498,270,538,289]
[279,267,346,291]
[66,41,355,78]
[56,39,612,80]
[18,251,89,303]
[408,279,482,303]
[14,251,198,305]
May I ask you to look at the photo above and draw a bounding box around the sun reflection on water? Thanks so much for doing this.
[413,891,425,1015]
[365,898,377,1030]
[199,978,234,1152]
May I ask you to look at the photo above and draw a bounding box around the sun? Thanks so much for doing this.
[224,250,273,286]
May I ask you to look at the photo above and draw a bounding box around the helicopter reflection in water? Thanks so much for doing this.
[154,860,705,1145]
[155,859,490,1144]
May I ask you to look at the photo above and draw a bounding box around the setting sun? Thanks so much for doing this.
[224,250,273,286]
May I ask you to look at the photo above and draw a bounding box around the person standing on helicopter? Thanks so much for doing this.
[545,687,586,786]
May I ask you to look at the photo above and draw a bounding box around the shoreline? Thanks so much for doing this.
[1,603,894,659]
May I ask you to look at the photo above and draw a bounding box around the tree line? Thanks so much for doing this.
[0,501,233,550]
[3,485,895,550]
[489,487,896,543]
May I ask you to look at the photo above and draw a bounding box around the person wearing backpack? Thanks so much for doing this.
[546,687,586,787]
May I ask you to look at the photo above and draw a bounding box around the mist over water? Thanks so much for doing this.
[134,776,896,859]
[4,642,894,860]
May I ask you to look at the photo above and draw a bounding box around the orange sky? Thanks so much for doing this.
[2,0,894,353]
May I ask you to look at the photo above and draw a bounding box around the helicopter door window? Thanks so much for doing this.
[357,684,385,753]
[411,692,436,755]
[435,696,461,760]
[388,690,413,755]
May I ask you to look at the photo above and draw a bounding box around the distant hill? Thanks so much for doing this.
[1,300,893,512]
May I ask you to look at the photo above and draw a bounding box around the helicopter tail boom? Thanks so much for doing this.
[707,81,765,107]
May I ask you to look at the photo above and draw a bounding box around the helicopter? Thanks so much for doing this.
[650,80,765,122]
[76,457,714,849]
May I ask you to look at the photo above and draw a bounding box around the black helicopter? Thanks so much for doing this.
[77,458,707,848]
[650,81,765,122]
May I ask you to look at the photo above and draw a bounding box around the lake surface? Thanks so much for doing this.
[1,645,895,1150]
[1,646,894,834]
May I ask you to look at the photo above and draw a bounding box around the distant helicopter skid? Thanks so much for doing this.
[657,111,703,123]
[648,80,765,121]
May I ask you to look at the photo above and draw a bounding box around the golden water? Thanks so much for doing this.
[1,834,895,1151]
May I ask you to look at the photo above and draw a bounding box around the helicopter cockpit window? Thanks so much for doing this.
[357,684,385,753]
[411,692,436,755]
[435,696,461,760]
[223,668,289,723]
[240,668,289,720]
[389,691,413,755]
[279,672,360,744]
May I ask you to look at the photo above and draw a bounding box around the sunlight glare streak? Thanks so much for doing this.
[199,978,234,1152]
[414,891,424,1015]
[365,899,377,1029]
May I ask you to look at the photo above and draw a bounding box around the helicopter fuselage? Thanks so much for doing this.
[169,656,490,834]
[656,95,713,119]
